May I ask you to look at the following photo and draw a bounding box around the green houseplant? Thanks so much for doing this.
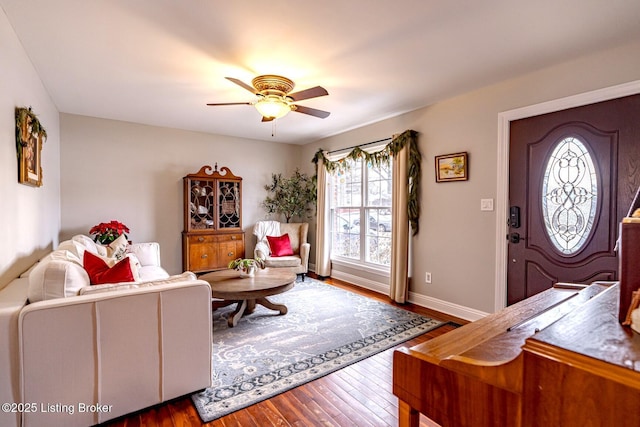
[262,168,316,223]
[228,257,265,278]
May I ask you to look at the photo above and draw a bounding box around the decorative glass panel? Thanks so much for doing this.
[542,137,598,255]
[189,180,214,229]
[218,181,241,228]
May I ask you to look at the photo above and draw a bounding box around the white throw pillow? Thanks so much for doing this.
[128,242,161,267]
[27,250,91,302]
[125,253,142,281]
[57,239,88,260]
[106,234,129,259]
[72,234,108,257]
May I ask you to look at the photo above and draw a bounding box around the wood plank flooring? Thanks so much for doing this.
[103,275,465,427]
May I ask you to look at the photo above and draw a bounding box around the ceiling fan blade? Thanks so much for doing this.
[293,105,330,119]
[225,77,258,94]
[206,102,252,106]
[288,86,328,101]
[261,116,275,122]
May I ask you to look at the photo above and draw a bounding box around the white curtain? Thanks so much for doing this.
[314,155,332,277]
[389,141,410,303]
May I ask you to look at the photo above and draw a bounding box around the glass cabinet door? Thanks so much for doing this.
[217,180,241,228]
[189,179,214,230]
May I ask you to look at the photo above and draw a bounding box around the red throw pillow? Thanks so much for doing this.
[83,251,134,285]
[266,234,294,257]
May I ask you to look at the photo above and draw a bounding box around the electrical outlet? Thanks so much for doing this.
[425,272,432,284]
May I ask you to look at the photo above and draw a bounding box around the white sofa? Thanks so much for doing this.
[0,235,212,427]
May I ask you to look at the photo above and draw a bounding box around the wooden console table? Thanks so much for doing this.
[522,283,640,426]
[393,282,640,427]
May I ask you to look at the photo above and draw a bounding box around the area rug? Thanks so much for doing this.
[191,277,444,422]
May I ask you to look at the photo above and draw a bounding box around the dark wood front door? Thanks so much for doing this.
[507,94,640,305]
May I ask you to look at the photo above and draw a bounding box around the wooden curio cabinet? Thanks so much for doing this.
[182,164,245,273]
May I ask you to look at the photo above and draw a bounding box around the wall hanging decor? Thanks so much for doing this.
[435,151,468,182]
[15,107,47,187]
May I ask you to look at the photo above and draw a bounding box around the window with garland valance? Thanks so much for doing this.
[313,129,420,303]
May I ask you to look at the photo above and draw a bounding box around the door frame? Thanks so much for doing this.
[494,79,640,311]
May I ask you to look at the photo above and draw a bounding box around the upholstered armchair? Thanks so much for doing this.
[253,221,310,280]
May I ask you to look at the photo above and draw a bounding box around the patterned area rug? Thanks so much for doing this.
[191,277,444,422]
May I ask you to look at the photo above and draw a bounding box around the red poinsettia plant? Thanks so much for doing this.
[89,220,130,244]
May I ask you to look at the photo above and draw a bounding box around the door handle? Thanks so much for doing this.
[508,232,526,244]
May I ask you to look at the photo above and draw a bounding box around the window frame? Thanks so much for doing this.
[328,156,393,274]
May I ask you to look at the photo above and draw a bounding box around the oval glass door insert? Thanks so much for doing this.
[541,136,598,255]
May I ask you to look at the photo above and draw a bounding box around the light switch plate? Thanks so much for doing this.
[481,198,494,211]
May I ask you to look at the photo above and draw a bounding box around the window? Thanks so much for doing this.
[329,157,393,269]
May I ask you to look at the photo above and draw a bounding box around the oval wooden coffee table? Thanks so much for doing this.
[199,268,297,327]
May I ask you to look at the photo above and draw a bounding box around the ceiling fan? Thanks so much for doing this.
[207,75,330,122]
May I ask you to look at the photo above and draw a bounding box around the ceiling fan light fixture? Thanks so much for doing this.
[209,75,329,121]
[254,95,292,119]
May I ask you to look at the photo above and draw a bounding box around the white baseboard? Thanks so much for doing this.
[327,270,489,322]
[408,292,489,322]
[329,270,389,295]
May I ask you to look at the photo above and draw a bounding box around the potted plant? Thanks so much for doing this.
[89,220,130,244]
[262,168,316,223]
[228,257,265,278]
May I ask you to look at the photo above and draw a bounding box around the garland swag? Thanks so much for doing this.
[313,129,421,235]
[15,107,47,159]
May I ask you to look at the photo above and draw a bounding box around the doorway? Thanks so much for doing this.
[507,94,640,305]
[494,81,640,310]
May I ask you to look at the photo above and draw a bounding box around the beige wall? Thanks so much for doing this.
[60,114,301,275]
[4,0,640,318]
[302,39,640,315]
[0,9,61,289]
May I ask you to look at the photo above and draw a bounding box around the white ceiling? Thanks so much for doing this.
[2,1,640,144]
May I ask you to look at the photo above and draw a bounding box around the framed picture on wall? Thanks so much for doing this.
[435,152,468,182]
[16,107,46,187]
[18,134,43,187]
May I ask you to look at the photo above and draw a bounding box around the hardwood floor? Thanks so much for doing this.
[103,275,465,427]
